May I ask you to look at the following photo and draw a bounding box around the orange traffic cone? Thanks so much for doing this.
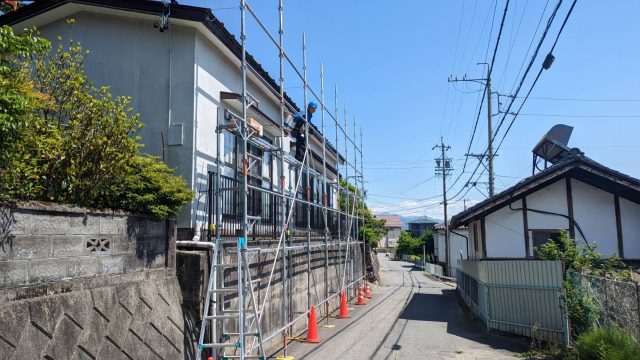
[338,291,350,318]
[365,282,372,299]
[355,284,367,305]
[305,305,321,343]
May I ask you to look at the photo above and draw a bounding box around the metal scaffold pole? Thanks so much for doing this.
[239,1,248,358]
[360,126,366,283]
[194,2,370,358]
[342,103,350,292]
[352,116,360,284]
[334,85,342,293]
[302,32,312,315]
[320,63,329,322]
[277,0,288,353]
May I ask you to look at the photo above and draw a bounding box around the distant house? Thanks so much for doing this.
[433,224,468,277]
[408,217,438,238]
[376,215,403,249]
[450,153,640,260]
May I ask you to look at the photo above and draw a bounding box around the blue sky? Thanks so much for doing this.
[182,0,640,220]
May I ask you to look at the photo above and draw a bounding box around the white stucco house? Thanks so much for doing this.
[375,214,403,249]
[433,223,468,277]
[1,0,343,239]
[450,152,640,260]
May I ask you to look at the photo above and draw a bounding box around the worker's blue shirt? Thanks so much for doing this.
[292,111,313,128]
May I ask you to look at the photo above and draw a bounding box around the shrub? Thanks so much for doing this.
[536,231,631,337]
[0,24,192,217]
[574,326,640,360]
[104,155,194,218]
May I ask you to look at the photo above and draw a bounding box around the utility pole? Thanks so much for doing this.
[486,74,494,197]
[448,63,495,197]
[433,139,452,276]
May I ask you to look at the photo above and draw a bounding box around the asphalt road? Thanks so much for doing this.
[279,254,527,359]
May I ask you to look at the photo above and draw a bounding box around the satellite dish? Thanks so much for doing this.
[532,124,573,164]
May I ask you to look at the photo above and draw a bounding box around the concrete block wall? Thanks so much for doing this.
[0,203,176,288]
[0,203,186,359]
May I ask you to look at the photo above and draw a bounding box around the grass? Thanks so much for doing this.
[574,326,640,360]
[519,326,640,360]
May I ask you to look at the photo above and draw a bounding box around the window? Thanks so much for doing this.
[223,133,236,165]
[532,230,564,258]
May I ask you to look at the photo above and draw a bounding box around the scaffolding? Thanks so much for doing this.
[193,1,367,359]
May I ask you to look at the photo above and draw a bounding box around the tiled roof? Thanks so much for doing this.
[376,214,403,228]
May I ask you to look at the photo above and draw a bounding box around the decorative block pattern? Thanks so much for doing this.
[0,277,184,359]
[0,205,176,288]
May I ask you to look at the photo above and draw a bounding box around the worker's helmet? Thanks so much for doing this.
[308,100,318,109]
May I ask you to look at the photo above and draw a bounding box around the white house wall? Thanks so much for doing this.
[619,198,640,258]
[436,232,445,261]
[485,200,525,258]
[193,32,290,234]
[468,221,479,259]
[525,180,569,230]
[384,228,401,248]
[450,230,469,264]
[571,179,618,256]
[35,13,197,228]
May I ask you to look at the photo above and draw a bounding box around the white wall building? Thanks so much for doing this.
[434,224,468,277]
[2,0,343,239]
[451,153,640,261]
[376,215,403,249]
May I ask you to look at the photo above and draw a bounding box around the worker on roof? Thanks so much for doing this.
[291,100,318,128]
[291,101,318,162]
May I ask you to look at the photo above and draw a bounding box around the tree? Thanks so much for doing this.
[0,24,193,217]
[396,230,421,256]
[418,230,434,255]
[338,178,387,247]
[0,26,52,199]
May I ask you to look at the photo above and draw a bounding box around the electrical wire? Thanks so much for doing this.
[494,0,578,153]
[517,113,640,118]
[512,96,640,102]
[491,0,564,141]
[447,0,509,194]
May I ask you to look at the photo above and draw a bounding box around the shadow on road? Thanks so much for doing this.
[398,289,527,353]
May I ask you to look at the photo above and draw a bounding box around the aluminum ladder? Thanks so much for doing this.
[195,232,266,360]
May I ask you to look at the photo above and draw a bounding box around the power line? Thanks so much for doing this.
[497,0,529,90]
[449,0,510,197]
[508,0,550,95]
[441,0,468,136]
[492,0,565,140]
[495,0,578,153]
[517,113,640,118]
[448,0,573,204]
[513,96,640,102]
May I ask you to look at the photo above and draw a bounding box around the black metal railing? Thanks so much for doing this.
[208,172,340,239]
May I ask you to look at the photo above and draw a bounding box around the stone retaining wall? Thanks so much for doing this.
[0,203,186,359]
[177,240,365,355]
